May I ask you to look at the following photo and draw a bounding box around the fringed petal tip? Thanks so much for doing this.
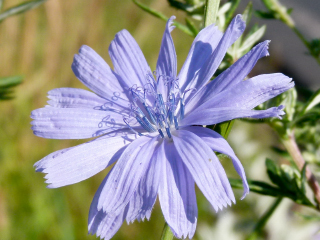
[234,14,246,33]
[260,40,271,57]
[167,16,176,32]
[277,105,286,119]
[265,40,271,57]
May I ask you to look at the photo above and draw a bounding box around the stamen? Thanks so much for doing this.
[123,117,143,136]
[143,103,157,125]
[165,127,172,138]
[158,129,164,138]
[123,71,188,139]
[174,116,179,130]
[135,116,153,132]
[180,101,185,120]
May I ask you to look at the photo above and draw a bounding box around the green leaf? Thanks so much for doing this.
[301,88,320,114]
[160,223,174,240]
[0,76,23,88]
[132,0,195,37]
[266,158,282,186]
[283,88,297,122]
[287,8,293,15]
[213,120,234,139]
[185,17,199,36]
[255,10,275,19]
[309,38,320,57]
[216,2,232,30]
[224,0,241,26]
[265,159,315,208]
[0,76,23,100]
[229,178,284,197]
[238,25,266,53]
[241,1,253,25]
[167,0,205,16]
[0,0,47,23]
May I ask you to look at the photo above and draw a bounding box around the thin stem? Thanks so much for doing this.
[292,27,320,65]
[204,0,220,27]
[160,222,174,240]
[281,131,320,208]
[245,198,283,240]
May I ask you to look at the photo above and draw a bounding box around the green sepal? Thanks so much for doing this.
[213,120,234,139]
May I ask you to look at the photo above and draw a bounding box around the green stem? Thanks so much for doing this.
[204,0,220,27]
[160,222,174,240]
[281,131,320,208]
[245,198,283,240]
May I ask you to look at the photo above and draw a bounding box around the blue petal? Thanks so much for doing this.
[72,45,129,105]
[185,15,245,95]
[185,41,270,112]
[31,107,130,139]
[172,130,235,211]
[88,169,128,240]
[158,140,197,239]
[109,29,152,89]
[47,88,108,109]
[183,126,249,199]
[195,73,294,111]
[156,16,177,99]
[126,142,162,223]
[34,133,136,188]
[179,24,223,93]
[181,105,286,126]
[97,136,158,215]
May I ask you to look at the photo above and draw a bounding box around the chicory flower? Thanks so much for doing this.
[31,15,294,239]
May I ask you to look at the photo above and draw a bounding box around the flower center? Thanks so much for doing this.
[123,71,193,139]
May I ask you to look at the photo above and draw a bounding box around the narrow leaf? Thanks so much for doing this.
[132,0,195,36]
[0,0,47,22]
[213,120,234,139]
[239,25,266,53]
[0,76,23,88]
[301,88,320,114]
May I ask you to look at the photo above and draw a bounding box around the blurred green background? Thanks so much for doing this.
[0,0,319,239]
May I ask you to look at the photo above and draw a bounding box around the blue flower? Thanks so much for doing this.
[31,15,294,239]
